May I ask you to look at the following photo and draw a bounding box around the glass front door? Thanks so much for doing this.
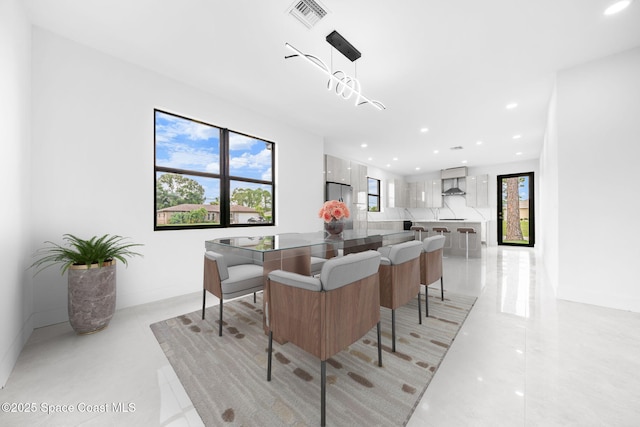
[497,172,535,247]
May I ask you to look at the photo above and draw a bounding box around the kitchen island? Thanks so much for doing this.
[412,220,484,258]
[366,219,486,257]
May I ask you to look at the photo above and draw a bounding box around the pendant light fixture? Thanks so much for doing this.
[285,30,386,110]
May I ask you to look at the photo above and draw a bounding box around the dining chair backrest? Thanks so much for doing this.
[319,250,381,291]
[377,240,423,265]
[422,235,446,253]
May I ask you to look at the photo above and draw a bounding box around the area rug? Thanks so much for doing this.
[150,289,476,426]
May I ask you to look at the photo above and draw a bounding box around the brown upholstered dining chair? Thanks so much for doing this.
[202,251,264,336]
[266,250,382,427]
[420,235,446,317]
[377,240,424,352]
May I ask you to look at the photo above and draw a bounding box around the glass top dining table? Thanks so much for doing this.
[205,229,414,255]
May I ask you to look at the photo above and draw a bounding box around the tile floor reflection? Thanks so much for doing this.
[2,246,639,426]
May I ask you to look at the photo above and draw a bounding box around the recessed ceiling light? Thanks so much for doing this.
[604,0,632,15]
[513,134,522,140]
[367,157,373,161]
[461,160,468,164]
[393,157,398,161]
[516,152,523,156]
[386,164,391,167]
[476,140,483,145]
[420,127,429,133]
[506,102,518,109]
[433,150,439,154]
[415,167,421,170]
[361,143,368,148]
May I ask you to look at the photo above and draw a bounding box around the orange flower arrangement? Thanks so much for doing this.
[318,200,350,223]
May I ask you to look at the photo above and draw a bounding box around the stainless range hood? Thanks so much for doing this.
[442,177,465,196]
[441,167,467,196]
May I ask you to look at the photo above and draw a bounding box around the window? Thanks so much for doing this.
[154,110,275,230]
[367,177,380,212]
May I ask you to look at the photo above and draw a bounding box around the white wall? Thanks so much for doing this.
[30,28,324,328]
[0,0,33,387]
[554,46,640,312]
[539,85,559,292]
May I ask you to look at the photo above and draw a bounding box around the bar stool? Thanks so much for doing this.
[457,227,476,259]
[410,225,425,241]
[432,226,450,236]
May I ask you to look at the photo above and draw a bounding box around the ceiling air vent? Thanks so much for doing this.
[288,0,328,29]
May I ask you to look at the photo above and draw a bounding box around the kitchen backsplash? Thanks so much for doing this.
[368,195,491,222]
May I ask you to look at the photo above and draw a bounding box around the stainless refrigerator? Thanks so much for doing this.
[326,182,353,230]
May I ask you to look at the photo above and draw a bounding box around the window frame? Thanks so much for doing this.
[154,109,275,231]
[367,177,380,212]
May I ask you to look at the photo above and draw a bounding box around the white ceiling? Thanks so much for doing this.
[25,0,640,176]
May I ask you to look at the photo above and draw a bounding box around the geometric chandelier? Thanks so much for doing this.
[284,37,386,111]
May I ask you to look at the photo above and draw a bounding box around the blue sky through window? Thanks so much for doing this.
[229,131,273,181]
[155,111,221,202]
[155,111,273,205]
[155,111,220,173]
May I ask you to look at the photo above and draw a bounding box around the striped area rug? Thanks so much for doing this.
[150,289,476,426]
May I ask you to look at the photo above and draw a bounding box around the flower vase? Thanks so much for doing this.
[324,219,344,236]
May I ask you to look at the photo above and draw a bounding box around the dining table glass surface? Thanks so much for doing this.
[205,229,414,253]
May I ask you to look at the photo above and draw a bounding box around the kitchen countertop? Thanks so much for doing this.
[367,219,486,222]
[413,219,485,222]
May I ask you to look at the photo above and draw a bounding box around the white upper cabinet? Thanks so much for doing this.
[407,182,417,208]
[466,174,489,207]
[416,181,426,208]
[404,179,441,208]
[425,179,443,208]
[391,178,406,207]
[325,154,351,184]
[350,162,367,205]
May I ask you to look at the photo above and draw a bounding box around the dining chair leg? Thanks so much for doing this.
[321,360,326,427]
[202,289,206,320]
[219,299,223,336]
[391,309,396,353]
[425,286,429,318]
[418,292,422,324]
[267,331,273,381]
[440,277,444,301]
[254,292,256,303]
[376,321,382,367]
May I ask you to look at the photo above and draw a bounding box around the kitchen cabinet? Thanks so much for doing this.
[406,182,417,208]
[350,162,367,205]
[416,181,426,208]
[425,179,443,208]
[386,178,406,208]
[350,162,368,230]
[404,179,441,208]
[325,154,350,184]
[465,174,489,207]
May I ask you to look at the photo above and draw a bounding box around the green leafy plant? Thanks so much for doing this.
[31,234,143,275]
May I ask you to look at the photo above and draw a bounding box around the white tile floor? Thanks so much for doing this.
[2,246,639,426]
